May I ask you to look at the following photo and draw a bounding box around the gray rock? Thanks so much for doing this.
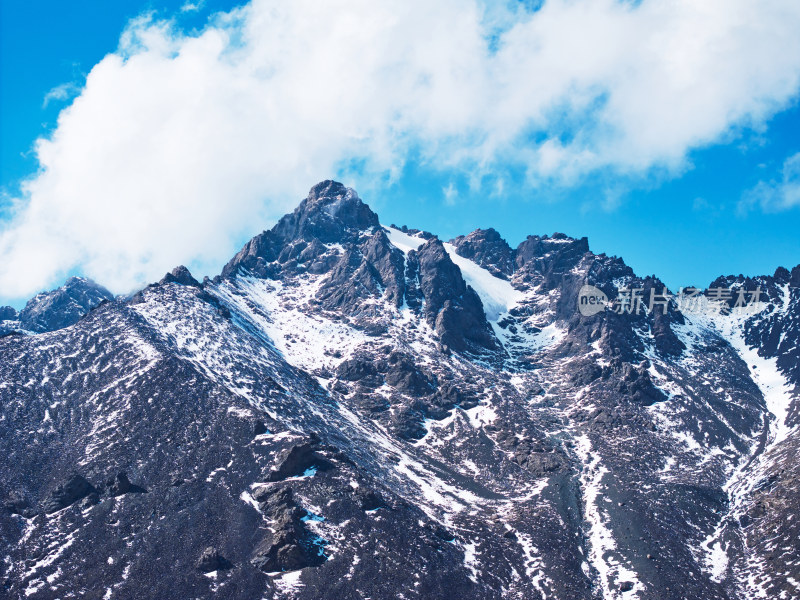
[43,473,98,514]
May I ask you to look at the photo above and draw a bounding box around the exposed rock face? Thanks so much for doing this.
[102,472,147,496]
[514,233,590,290]
[196,547,232,573]
[1,180,798,600]
[250,486,327,572]
[221,180,380,279]
[43,474,98,514]
[3,491,33,518]
[1,277,113,335]
[450,228,515,279]
[0,306,17,321]
[160,265,200,287]
[414,238,500,354]
[265,440,334,482]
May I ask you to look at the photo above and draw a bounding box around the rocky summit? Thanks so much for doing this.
[1,181,799,600]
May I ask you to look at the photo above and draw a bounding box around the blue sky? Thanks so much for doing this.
[1,0,799,308]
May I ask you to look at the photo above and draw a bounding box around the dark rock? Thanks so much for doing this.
[616,363,668,406]
[251,486,327,573]
[196,547,232,573]
[774,266,791,283]
[222,180,380,279]
[414,239,501,354]
[450,228,515,279]
[265,441,333,482]
[515,234,590,289]
[78,493,100,509]
[390,406,428,440]
[358,490,386,511]
[384,352,434,396]
[361,230,406,306]
[2,491,32,518]
[336,356,383,387]
[316,248,384,314]
[160,265,200,287]
[103,472,147,496]
[791,264,800,287]
[43,473,98,514]
[0,306,17,321]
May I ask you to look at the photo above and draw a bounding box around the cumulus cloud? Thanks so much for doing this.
[3,0,800,298]
[740,152,800,213]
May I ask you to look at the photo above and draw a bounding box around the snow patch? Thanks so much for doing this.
[574,435,643,600]
[443,242,523,321]
[384,226,425,255]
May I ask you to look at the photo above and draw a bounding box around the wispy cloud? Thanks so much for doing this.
[3,0,800,298]
[740,152,800,213]
[442,182,458,206]
[180,0,205,13]
[42,82,82,108]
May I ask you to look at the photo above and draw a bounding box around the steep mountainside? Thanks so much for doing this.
[1,181,798,600]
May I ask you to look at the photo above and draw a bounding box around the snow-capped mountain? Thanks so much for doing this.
[1,181,798,600]
[0,277,113,335]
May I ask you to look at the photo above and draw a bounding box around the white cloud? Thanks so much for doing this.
[42,82,82,108]
[3,0,800,298]
[442,182,459,206]
[180,1,205,13]
[740,152,800,213]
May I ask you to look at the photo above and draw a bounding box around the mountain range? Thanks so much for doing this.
[1,180,798,600]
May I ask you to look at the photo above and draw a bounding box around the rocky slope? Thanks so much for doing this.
[0,181,798,600]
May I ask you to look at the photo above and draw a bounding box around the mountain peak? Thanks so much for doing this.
[222,181,380,278]
[307,179,351,202]
[271,180,379,244]
[450,228,515,280]
[14,277,113,333]
[160,265,200,287]
[0,305,18,321]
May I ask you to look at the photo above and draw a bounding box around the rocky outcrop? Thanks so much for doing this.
[0,306,17,321]
[101,472,147,496]
[2,491,33,518]
[414,239,500,354]
[43,474,98,514]
[221,181,380,279]
[265,440,334,482]
[514,233,590,289]
[450,228,515,279]
[159,265,200,287]
[196,547,232,572]
[251,486,327,572]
